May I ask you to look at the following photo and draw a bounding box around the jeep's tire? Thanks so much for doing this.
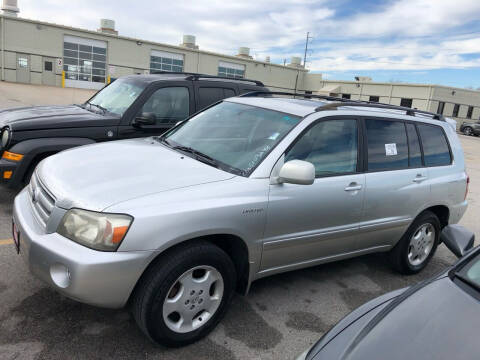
[131,241,236,347]
[463,127,473,136]
[389,211,441,274]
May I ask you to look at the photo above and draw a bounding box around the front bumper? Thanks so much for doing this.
[13,189,156,308]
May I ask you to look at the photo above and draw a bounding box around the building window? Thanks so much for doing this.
[18,57,28,68]
[437,101,445,115]
[467,106,474,119]
[218,61,245,79]
[342,94,351,99]
[400,98,413,108]
[452,104,460,117]
[63,36,107,84]
[150,50,184,73]
[44,61,53,71]
[369,96,380,103]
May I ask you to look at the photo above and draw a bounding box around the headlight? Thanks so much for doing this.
[1,128,10,149]
[57,209,133,251]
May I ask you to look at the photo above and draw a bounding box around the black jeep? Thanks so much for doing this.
[0,73,267,188]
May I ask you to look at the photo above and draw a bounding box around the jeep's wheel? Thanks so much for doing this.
[389,211,440,274]
[131,241,236,347]
[463,127,473,136]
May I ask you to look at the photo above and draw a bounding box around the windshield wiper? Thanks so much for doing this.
[173,146,220,167]
[86,101,107,115]
[454,272,480,292]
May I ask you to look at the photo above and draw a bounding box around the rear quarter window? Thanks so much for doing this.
[417,124,452,166]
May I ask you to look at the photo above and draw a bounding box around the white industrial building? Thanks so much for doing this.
[1,0,479,123]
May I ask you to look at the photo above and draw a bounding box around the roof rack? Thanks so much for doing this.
[150,71,264,86]
[240,91,445,121]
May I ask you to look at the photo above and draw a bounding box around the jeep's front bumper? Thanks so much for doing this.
[0,151,24,188]
[13,188,156,308]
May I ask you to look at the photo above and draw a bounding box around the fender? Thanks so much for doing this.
[7,137,96,187]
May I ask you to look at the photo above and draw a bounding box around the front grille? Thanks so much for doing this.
[28,172,56,228]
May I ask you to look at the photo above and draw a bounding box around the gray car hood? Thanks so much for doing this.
[37,138,235,211]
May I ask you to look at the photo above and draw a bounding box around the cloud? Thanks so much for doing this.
[17,0,480,74]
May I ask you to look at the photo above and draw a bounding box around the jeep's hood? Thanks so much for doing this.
[0,105,120,131]
[37,138,235,211]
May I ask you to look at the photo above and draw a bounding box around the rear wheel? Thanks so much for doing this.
[389,211,441,274]
[131,241,236,347]
[463,127,473,136]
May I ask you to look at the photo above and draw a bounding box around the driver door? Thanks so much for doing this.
[119,83,194,139]
[261,117,365,272]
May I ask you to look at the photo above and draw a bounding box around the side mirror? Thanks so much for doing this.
[441,225,475,258]
[278,160,315,185]
[133,112,156,127]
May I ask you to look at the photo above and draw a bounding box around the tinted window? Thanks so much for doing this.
[406,123,422,167]
[141,87,190,124]
[44,61,53,71]
[369,96,380,102]
[400,98,413,108]
[366,119,408,170]
[224,88,235,98]
[286,119,358,176]
[198,87,224,109]
[417,124,451,166]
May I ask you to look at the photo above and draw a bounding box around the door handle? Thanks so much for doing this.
[413,175,428,183]
[344,183,362,191]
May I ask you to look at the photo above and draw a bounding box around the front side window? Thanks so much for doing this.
[286,119,358,176]
[140,87,190,124]
[417,124,451,166]
[366,119,408,171]
[87,78,146,116]
[165,102,301,176]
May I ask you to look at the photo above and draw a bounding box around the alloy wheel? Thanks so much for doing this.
[407,223,435,266]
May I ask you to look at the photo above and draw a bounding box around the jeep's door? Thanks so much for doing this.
[261,117,365,272]
[355,119,430,250]
[119,81,194,139]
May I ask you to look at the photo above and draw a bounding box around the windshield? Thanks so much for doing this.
[87,78,146,116]
[164,101,301,176]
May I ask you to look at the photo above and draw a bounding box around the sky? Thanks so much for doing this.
[19,0,480,88]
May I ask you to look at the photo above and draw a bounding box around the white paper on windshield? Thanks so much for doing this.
[385,143,398,156]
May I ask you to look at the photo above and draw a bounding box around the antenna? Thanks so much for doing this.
[303,32,313,67]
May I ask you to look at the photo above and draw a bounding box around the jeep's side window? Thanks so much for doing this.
[406,123,422,167]
[417,124,452,166]
[366,119,408,171]
[286,119,358,177]
[140,87,190,124]
[198,87,235,109]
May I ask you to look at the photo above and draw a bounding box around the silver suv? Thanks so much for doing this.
[12,92,469,347]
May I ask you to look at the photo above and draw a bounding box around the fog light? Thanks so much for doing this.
[50,263,71,288]
[3,171,12,179]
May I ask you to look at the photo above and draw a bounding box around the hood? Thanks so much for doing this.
[0,105,120,131]
[314,277,480,360]
[37,138,235,211]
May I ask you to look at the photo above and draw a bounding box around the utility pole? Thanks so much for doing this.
[303,32,312,67]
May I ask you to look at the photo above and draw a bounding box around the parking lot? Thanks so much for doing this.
[0,104,479,358]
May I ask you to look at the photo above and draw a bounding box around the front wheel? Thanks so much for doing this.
[389,211,441,274]
[463,127,473,136]
[131,241,236,347]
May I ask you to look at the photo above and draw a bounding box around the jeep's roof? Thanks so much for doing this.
[121,73,265,87]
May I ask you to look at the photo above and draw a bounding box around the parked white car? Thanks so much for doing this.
[13,93,468,346]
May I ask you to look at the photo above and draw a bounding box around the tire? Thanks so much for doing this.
[463,127,473,136]
[389,211,441,274]
[131,241,236,347]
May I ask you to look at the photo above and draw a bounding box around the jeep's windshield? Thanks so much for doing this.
[164,101,301,176]
[87,78,146,116]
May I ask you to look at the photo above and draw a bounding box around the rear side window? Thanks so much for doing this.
[198,87,236,109]
[406,123,422,167]
[366,119,408,171]
[417,124,452,166]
